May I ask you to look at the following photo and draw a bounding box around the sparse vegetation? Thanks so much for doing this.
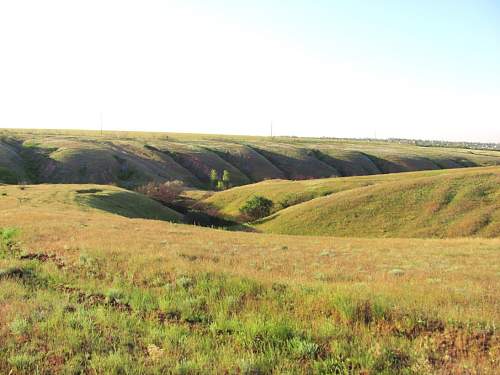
[137,180,185,205]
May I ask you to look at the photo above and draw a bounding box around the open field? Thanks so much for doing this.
[2,129,499,188]
[0,183,499,374]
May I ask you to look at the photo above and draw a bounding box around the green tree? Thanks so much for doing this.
[209,169,218,190]
[222,170,231,189]
[216,180,225,191]
[239,196,274,221]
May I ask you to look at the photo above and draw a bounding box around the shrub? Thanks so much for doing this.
[0,227,19,256]
[10,318,30,336]
[288,337,320,359]
[137,180,185,205]
[313,357,350,375]
[239,196,274,221]
[8,353,37,371]
[372,347,412,372]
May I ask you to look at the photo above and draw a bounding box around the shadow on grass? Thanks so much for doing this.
[170,201,257,231]
[75,190,184,222]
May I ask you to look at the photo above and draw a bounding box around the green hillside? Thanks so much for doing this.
[202,168,471,220]
[1,129,499,188]
[254,167,500,238]
[0,184,184,222]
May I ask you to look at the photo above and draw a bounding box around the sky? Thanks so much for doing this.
[0,0,499,142]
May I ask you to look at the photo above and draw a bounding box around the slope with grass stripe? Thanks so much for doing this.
[247,143,341,179]
[1,130,500,189]
[254,167,500,238]
[203,143,286,181]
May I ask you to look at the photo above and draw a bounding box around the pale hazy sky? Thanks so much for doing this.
[1,0,499,142]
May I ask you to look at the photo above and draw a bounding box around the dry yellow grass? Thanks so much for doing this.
[1,183,499,373]
[1,185,499,323]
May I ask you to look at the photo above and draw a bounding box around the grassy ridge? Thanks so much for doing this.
[254,167,500,238]
[0,184,184,222]
[202,168,466,220]
[1,129,499,188]
[0,192,499,373]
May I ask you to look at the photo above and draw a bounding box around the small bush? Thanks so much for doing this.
[372,347,412,372]
[105,288,128,305]
[0,267,37,283]
[239,196,274,221]
[8,353,37,371]
[0,227,19,254]
[78,253,102,278]
[239,356,275,375]
[10,318,30,336]
[313,357,350,375]
[137,180,185,205]
[288,337,320,359]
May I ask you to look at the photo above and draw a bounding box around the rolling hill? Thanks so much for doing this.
[202,168,463,220]
[253,167,500,238]
[1,129,499,188]
[0,184,184,222]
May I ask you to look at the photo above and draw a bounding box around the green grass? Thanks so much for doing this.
[0,236,498,374]
[202,167,492,221]
[254,167,500,238]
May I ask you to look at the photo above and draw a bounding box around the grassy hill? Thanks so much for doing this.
[1,129,499,188]
[0,184,499,373]
[0,184,184,222]
[202,168,465,220]
[253,167,500,238]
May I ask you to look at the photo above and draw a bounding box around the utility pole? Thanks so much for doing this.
[270,121,273,138]
[100,112,103,136]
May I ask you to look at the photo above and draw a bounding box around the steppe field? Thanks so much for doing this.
[0,130,499,374]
